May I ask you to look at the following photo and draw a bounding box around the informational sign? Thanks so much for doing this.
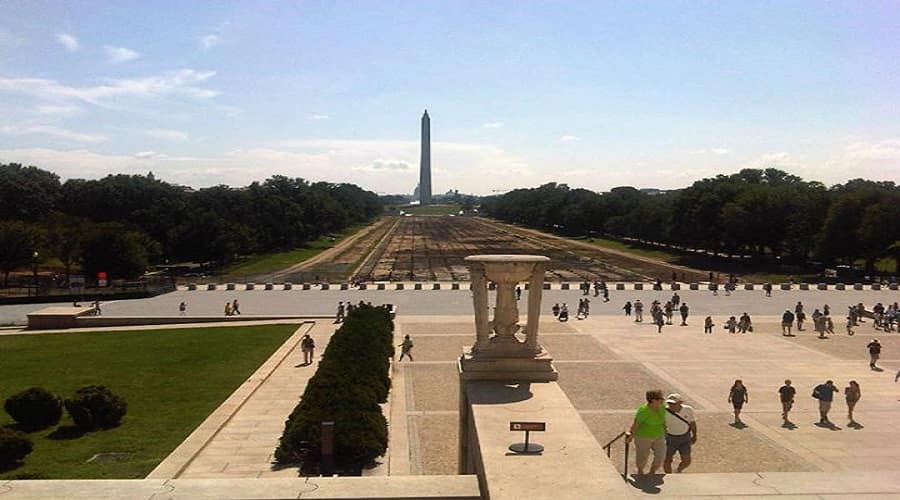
[509,421,546,454]
[97,271,108,287]
[509,422,546,432]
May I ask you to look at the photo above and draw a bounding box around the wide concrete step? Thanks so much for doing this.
[630,470,900,497]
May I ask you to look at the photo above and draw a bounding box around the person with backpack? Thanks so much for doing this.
[663,393,697,473]
[812,380,839,425]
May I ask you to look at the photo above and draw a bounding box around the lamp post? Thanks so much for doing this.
[32,251,39,296]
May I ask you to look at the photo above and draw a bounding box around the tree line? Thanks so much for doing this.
[0,163,381,283]
[480,168,899,274]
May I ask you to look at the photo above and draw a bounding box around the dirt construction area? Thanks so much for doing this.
[352,216,708,282]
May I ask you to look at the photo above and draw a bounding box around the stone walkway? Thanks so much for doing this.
[148,321,336,479]
[392,314,900,477]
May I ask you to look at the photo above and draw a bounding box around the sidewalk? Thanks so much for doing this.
[148,321,336,479]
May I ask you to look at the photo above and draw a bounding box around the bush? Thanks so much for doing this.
[276,304,393,473]
[0,427,33,465]
[64,385,127,430]
[4,387,63,431]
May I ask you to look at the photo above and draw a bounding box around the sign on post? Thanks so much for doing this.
[509,421,545,454]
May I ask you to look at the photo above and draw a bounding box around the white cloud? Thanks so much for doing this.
[36,104,82,116]
[134,151,168,160]
[56,33,80,52]
[0,70,220,107]
[742,152,802,171]
[144,129,189,141]
[691,147,731,155]
[353,160,411,173]
[309,114,329,120]
[559,135,580,142]
[0,139,532,194]
[199,21,230,50]
[200,34,221,50]
[104,45,140,63]
[0,125,107,143]
[482,122,503,129]
[844,139,900,161]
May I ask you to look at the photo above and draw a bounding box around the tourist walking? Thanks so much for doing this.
[634,299,643,322]
[622,301,631,317]
[728,380,748,425]
[704,316,714,334]
[663,393,697,474]
[781,310,795,336]
[398,334,414,361]
[845,380,860,425]
[232,299,241,315]
[795,302,805,331]
[671,292,680,308]
[867,339,882,369]
[602,287,610,302]
[624,390,667,476]
[516,286,522,300]
[778,380,796,424]
[655,312,665,333]
[679,303,689,326]
[179,301,187,315]
[738,313,752,333]
[300,334,316,365]
[224,301,233,316]
[764,282,772,297]
[558,303,569,322]
[812,380,839,425]
[552,303,561,317]
[725,316,738,334]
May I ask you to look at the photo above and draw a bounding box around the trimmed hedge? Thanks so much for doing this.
[4,387,63,431]
[0,427,33,465]
[64,385,127,431]
[275,304,394,474]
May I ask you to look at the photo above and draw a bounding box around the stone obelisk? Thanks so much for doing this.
[419,110,432,205]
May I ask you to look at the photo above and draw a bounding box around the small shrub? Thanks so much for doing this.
[0,427,33,465]
[4,387,63,431]
[64,385,127,431]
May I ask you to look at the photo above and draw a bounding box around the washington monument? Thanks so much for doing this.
[419,109,432,205]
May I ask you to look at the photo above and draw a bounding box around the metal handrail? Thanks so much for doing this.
[601,431,630,481]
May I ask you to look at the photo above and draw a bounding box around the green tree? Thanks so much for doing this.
[81,224,156,280]
[0,221,40,287]
[0,163,62,221]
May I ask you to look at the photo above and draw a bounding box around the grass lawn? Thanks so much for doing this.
[0,324,298,479]
[403,204,462,216]
[584,237,681,263]
[218,224,365,278]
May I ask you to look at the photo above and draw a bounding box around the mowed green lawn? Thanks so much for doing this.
[0,324,298,479]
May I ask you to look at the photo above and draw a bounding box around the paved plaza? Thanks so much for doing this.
[2,287,899,497]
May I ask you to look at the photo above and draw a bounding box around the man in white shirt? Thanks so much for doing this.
[664,393,697,473]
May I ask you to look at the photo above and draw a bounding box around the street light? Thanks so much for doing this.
[32,251,39,296]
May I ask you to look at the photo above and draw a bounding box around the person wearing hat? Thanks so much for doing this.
[867,339,882,369]
[663,393,697,473]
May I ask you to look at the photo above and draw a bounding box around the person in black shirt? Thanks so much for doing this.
[778,379,796,424]
[812,380,839,425]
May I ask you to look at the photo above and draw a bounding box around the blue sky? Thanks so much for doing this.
[1,1,898,194]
